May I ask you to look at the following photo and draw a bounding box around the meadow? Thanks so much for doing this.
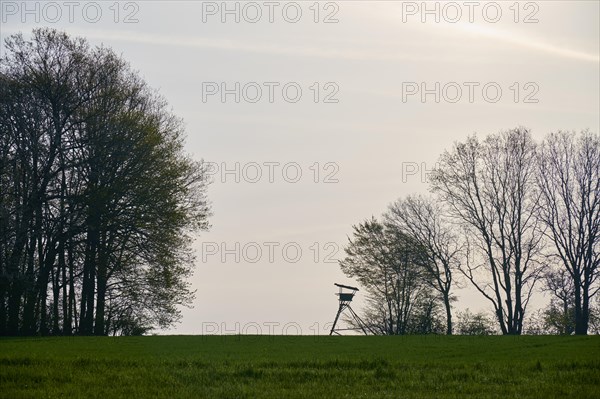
[1,335,599,398]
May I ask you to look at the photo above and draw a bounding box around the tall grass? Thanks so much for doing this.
[1,335,598,398]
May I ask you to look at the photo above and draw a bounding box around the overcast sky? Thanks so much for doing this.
[2,0,599,335]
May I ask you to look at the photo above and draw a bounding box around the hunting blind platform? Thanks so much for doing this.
[329,283,374,335]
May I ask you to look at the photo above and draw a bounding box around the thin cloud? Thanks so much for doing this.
[0,26,454,63]
[457,23,599,63]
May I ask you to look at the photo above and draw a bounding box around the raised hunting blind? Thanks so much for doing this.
[329,283,374,335]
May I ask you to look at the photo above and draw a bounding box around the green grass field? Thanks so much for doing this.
[1,335,599,398]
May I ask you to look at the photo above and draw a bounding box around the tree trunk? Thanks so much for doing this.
[22,234,37,335]
[444,294,452,335]
[94,242,109,336]
[7,236,27,335]
[574,281,586,335]
[67,236,75,335]
[79,233,97,335]
[576,284,589,335]
[60,246,69,335]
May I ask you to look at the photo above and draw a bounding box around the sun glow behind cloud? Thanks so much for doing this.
[5,2,598,65]
[456,22,599,63]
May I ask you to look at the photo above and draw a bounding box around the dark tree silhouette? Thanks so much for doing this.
[430,128,545,335]
[386,195,460,335]
[537,130,600,335]
[339,217,438,335]
[0,29,210,336]
[338,127,599,336]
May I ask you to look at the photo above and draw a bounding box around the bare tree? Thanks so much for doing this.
[430,128,545,334]
[386,195,460,335]
[537,130,600,334]
[339,217,431,335]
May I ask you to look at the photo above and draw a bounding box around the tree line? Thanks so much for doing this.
[0,29,210,336]
[340,128,599,335]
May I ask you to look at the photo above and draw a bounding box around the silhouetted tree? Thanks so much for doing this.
[431,128,545,335]
[537,130,600,335]
[0,29,210,336]
[339,217,432,335]
[386,195,460,335]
